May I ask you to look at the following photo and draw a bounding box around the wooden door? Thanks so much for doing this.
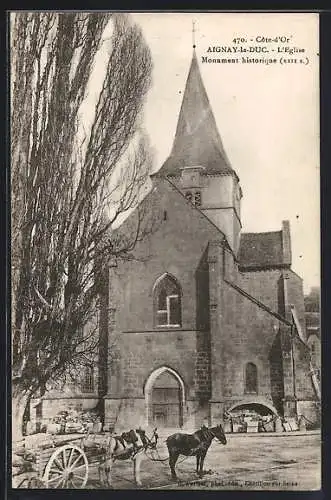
[150,372,182,427]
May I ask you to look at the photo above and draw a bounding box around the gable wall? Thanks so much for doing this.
[106,180,222,421]
[111,180,222,333]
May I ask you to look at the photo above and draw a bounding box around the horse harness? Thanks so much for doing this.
[188,426,218,456]
[107,428,157,461]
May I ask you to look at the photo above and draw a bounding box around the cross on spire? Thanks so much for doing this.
[156,44,234,177]
[192,20,196,49]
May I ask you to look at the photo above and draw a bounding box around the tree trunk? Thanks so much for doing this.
[12,389,31,443]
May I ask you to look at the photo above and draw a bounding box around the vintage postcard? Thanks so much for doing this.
[10,11,320,492]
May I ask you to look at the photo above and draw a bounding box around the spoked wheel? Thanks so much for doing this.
[43,444,89,489]
[14,474,43,488]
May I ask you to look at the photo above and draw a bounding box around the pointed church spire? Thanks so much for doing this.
[158,45,235,177]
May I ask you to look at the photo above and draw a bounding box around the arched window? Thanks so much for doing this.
[185,190,202,207]
[81,365,94,393]
[154,274,181,327]
[245,362,258,394]
[185,191,192,203]
[194,191,202,207]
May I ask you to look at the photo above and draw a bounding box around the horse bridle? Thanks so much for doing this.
[205,426,225,443]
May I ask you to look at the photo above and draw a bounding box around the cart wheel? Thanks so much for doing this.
[15,476,31,488]
[28,476,44,488]
[14,474,44,489]
[43,444,88,489]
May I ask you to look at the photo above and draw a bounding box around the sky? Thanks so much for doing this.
[128,12,320,294]
[84,12,319,294]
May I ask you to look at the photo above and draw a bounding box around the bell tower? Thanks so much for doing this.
[154,45,242,255]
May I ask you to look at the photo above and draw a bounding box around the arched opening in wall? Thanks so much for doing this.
[227,401,279,433]
[145,367,184,428]
[228,402,278,417]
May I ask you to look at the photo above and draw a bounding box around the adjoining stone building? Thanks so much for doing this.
[33,50,320,430]
[304,287,321,380]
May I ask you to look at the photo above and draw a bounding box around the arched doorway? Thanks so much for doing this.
[145,367,184,428]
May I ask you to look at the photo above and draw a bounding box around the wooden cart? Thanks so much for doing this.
[13,433,108,489]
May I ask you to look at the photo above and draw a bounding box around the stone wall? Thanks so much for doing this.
[104,179,224,427]
[29,396,99,427]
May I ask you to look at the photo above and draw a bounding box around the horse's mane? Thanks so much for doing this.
[194,426,215,442]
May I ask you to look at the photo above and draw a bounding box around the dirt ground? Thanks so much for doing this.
[86,431,321,491]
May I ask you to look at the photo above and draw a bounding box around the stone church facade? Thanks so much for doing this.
[34,51,319,431]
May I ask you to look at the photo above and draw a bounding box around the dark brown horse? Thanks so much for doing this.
[166,424,227,480]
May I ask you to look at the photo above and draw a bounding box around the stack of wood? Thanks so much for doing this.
[12,441,37,477]
[46,408,102,435]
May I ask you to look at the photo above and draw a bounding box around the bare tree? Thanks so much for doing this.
[11,12,153,441]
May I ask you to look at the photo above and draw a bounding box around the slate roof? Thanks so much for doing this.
[305,312,320,339]
[156,51,235,178]
[238,230,287,270]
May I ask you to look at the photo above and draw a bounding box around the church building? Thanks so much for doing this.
[34,50,319,431]
[100,50,319,429]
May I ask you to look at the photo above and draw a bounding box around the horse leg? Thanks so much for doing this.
[133,451,143,487]
[104,456,114,488]
[103,437,116,488]
[196,454,200,475]
[98,459,104,485]
[169,451,179,480]
[199,451,207,476]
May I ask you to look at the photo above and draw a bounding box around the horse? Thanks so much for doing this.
[166,424,227,480]
[98,427,157,488]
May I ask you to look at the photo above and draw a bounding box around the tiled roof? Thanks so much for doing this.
[239,231,286,270]
[156,51,234,178]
